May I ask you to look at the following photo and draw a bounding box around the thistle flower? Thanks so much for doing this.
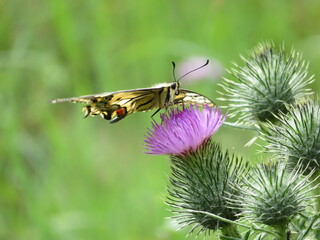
[219,42,314,126]
[264,99,320,174]
[235,162,319,237]
[144,106,247,237]
[168,142,248,236]
[144,106,226,156]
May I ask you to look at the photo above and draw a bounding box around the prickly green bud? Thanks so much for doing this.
[167,141,248,236]
[264,99,320,174]
[220,42,314,126]
[236,162,318,228]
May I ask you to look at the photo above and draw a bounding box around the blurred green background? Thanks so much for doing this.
[1,0,320,239]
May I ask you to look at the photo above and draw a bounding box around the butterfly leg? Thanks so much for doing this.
[82,106,91,118]
[151,108,161,119]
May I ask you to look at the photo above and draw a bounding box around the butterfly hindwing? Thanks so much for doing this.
[51,87,169,123]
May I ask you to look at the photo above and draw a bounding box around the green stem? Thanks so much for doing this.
[312,172,320,239]
[272,224,289,240]
[184,209,279,237]
[220,224,241,238]
[223,121,259,131]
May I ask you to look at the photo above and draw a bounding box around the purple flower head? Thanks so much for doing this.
[145,106,226,156]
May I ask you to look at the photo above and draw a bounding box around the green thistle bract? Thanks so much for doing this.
[220,42,314,126]
[264,99,320,173]
[167,141,248,235]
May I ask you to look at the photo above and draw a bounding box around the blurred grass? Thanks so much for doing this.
[0,0,320,239]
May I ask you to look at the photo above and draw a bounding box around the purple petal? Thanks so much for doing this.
[144,106,226,156]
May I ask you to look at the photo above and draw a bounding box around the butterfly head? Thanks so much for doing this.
[170,81,180,95]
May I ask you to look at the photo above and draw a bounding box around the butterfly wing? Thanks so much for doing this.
[51,87,214,123]
[51,87,164,123]
[173,89,215,107]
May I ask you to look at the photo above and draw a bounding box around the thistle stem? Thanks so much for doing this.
[223,121,259,131]
[312,172,320,239]
[220,224,241,238]
[272,224,289,240]
[183,209,279,237]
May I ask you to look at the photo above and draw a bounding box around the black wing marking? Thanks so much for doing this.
[51,87,167,123]
[51,86,214,123]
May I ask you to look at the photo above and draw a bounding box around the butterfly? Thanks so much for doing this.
[51,60,215,123]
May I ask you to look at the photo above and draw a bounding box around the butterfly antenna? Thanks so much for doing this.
[177,59,209,82]
[172,61,177,82]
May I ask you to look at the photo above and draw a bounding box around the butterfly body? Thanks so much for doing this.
[51,61,214,123]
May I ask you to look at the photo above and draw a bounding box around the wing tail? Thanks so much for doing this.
[50,97,92,104]
[50,98,72,104]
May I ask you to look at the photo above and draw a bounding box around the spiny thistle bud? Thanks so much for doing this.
[264,99,320,174]
[219,42,314,126]
[168,142,248,236]
[235,162,319,229]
